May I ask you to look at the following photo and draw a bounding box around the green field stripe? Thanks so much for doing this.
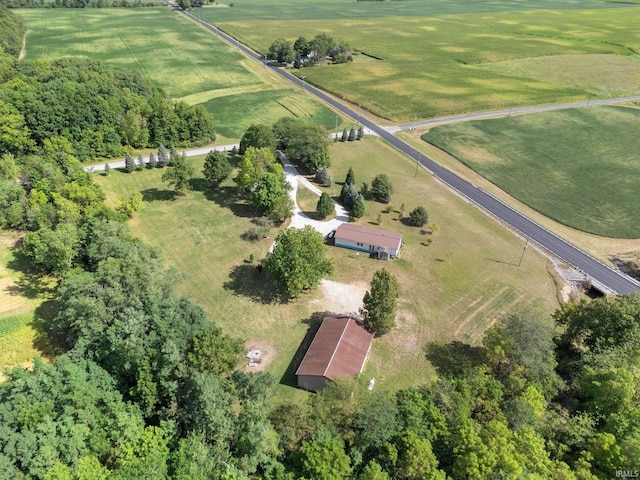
[0,314,31,340]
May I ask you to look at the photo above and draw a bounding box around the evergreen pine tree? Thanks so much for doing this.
[148,152,158,168]
[341,128,348,142]
[348,127,356,141]
[157,144,168,167]
[137,153,145,170]
[104,163,110,175]
[169,146,178,166]
[357,126,364,140]
[316,192,334,218]
[124,153,135,173]
[344,167,355,186]
[350,194,365,220]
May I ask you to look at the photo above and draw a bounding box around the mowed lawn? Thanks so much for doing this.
[206,0,640,120]
[422,105,640,239]
[18,7,341,138]
[0,234,54,379]
[96,138,558,392]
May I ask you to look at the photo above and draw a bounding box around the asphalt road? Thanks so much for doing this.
[177,6,640,294]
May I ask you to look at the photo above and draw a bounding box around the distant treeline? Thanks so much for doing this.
[0,0,160,8]
[0,6,25,56]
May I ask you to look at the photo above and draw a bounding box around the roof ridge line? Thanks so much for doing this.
[322,317,350,377]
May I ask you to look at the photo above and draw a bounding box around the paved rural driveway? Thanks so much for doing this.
[278,152,348,237]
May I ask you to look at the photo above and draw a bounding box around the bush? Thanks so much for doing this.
[408,206,428,227]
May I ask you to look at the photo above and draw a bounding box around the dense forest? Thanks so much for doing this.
[2,6,640,479]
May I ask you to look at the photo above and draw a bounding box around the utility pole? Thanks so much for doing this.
[517,236,529,267]
[335,115,339,134]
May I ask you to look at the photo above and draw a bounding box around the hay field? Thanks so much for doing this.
[422,105,640,239]
[18,7,341,138]
[206,1,640,120]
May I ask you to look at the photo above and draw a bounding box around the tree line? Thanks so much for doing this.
[0,56,215,161]
[0,0,158,8]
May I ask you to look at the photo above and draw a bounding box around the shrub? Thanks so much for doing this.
[408,206,429,227]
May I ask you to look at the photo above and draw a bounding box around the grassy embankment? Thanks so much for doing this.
[18,7,343,139]
[422,106,640,239]
[207,0,640,121]
[95,138,559,394]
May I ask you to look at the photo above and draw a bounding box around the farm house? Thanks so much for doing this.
[295,316,374,392]
[334,223,403,260]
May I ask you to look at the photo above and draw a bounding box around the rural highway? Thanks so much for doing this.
[175,5,640,295]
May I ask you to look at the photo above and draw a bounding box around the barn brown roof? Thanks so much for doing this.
[335,224,402,250]
[296,317,374,380]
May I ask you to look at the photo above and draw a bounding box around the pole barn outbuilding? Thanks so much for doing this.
[295,316,374,392]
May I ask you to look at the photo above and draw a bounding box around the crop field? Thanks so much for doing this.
[422,105,640,239]
[206,0,640,120]
[96,138,558,392]
[18,7,340,138]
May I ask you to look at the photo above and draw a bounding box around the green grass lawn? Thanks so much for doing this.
[206,1,640,120]
[18,7,343,138]
[422,105,640,239]
[0,234,54,380]
[96,138,559,393]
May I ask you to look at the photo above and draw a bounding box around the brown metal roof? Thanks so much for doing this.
[295,317,374,380]
[335,224,402,250]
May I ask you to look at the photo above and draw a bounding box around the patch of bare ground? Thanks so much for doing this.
[385,309,422,352]
[244,339,276,372]
[309,279,368,317]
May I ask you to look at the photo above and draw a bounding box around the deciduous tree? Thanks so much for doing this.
[265,225,333,298]
[268,38,295,64]
[239,124,276,155]
[202,150,232,188]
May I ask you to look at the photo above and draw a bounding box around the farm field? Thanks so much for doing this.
[18,7,341,139]
[422,105,640,239]
[95,138,559,393]
[206,0,640,121]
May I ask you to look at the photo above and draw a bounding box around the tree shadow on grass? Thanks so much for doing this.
[279,312,333,388]
[141,188,180,202]
[5,244,54,301]
[30,299,65,359]
[223,263,283,305]
[424,341,486,377]
[193,183,258,219]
